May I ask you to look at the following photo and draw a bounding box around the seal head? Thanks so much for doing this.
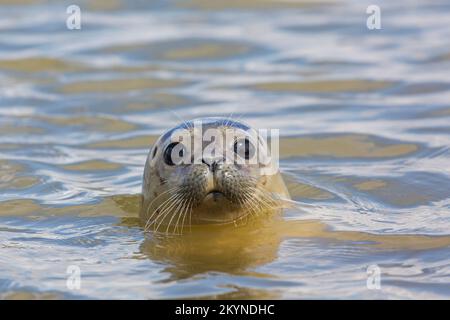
[141,117,289,233]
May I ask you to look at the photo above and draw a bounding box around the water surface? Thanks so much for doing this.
[1,0,450,299]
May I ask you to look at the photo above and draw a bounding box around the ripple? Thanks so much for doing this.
[84,134,158,149]
[178,0,334,10]
[0,58,84,73]
[103,38,265,62]
[251,79,396,94]
[60,78,187,94]
[0,160,39,191]
[1,0,450,300]
[390,82,450,96]
[38,115,137,133]
[280,134,419,159]
[350,172,450,208]
[62,160,122,172]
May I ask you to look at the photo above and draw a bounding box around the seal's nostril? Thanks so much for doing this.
[202,159,222,172]
[212,162,223,172]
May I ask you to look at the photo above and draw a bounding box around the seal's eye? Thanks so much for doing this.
[233,138,255,160]
[164,142,185,166]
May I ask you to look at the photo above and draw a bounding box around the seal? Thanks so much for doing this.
[140,117,290,233]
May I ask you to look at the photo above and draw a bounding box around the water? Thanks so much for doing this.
[1,0,450,299]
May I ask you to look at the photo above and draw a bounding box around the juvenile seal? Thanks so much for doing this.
[140,117,289,233]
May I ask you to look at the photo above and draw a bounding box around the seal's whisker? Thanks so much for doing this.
[147,193,182,231]
[179,197,193,234]
[225,112,233,127]
[144,186,182,229]
[169,196,190,234]
[232,112,246,124]
[145,189,171,226]
[241,192,258,215]
[153,195,183,233]
[246,195,263,217]
[173,198,188,234]
[164,198,183,234]
[145,188,182,231]
[256,193,278,211]
[188,199,193,232]
[245,187,279,216]
[224,112,238,128]
[169,109,192,130]
[154,190,190,233]
[241,188,262,209]
[231,208,254,226]
[181,198,193,234]
[167,196,189,234]
[251,188,282,210]
[237,192,260,224]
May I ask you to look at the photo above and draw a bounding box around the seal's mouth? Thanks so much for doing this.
[207,190,223,196]
[204,190,225,202]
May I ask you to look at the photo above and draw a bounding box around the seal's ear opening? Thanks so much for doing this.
[152,146,158,159]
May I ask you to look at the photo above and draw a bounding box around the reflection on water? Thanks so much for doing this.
[1,0,450,299]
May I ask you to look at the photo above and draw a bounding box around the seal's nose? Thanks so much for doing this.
[202,158,223,173]
[202,158,225,196]
[211,161,223,173]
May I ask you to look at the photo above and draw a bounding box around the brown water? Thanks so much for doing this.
[1,0,450,299]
